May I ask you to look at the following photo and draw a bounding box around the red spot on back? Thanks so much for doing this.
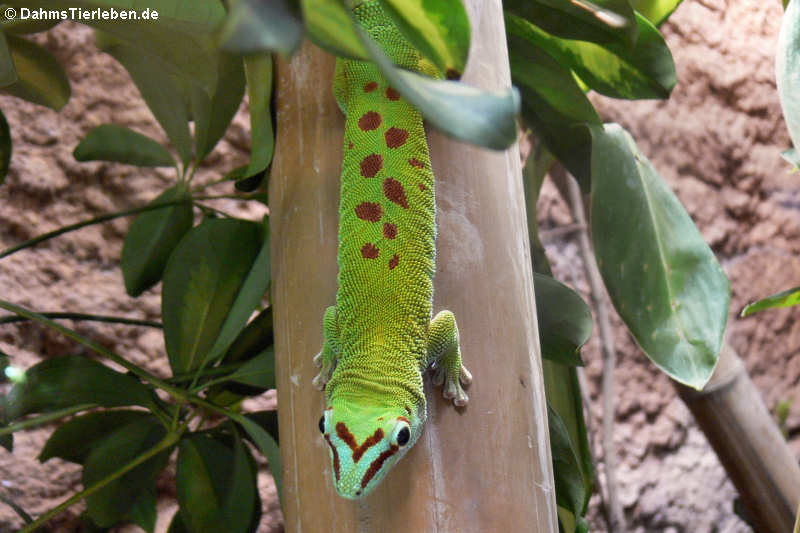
[360,154,383,178]
[418,183,427,191]
[353,428,384,462]
[348,142,354,150]
[386,87,400,101]
[383,178,409,208]
[364,81,378,92]
[361,243,379,259]
[385,127,409,148]
[359,111,382,131]
[355,202,382,222]
[389,254,399,270]
[383,222,397,239]
[361,445,399,488]
[324,435,341,482]
[409,158,424,168]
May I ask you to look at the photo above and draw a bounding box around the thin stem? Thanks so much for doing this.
[0,199,187,260]
[18,432,180,533]
[0,404,95,437]
[0,494,33,524]
[0,312,161,329]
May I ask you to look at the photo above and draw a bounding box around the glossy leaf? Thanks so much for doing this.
[242,55,274,178]
[535,273,592,366]
[73,124,175,167]
[0,32,17,87]
[591,123,730,389]
[96,33,193,165]
[513,14,676,100]
[549,403,587,518]
[379,0,470,77]
[219,0,303,56]
[302,0,368,59]
[83,416,172,527]
[508,15,599,188]
[162,218,265,374]
[632,0,684,26]
[39,409,152,464]
[4,355,154,420]
[778,0,800,153]
[191,52,246,162]
[0,108,11,185]
[2,34,70,110]
[176,433,257,533]
[741,286,800,317]
[223,306,274,364]
[121,186,194,297]
[233,413,282,506]
[359,26,519,150]
[504,0,635,44]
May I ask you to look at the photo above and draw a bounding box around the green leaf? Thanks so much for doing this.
[522,142,556,275]
[126,488,157,533]
[535,273,592,366]
[84,416,172,527]
[242,411,279,445]
[96,33,193,165]
[191,52,246,162]
[222,348,275,392]
[232,413,282,507]
[73,124,175,167]
[2,34,69,110]
[39,409,152,464]
[590,123,730,389]
[358,25,519,150]
[121,185,194,297]
[0,108,11,185]
[218,0,303,55]
[162,218,265,375]
[302,0,368,59]
[513,14,676,100]
[0,32,18,87]
[167,511,192,533]
[504,0,636,44]
[242,55,274,178]
[631,0,684,26]
[176,433,257,533]
[378,0,470,77]
[5,355,154,420]
[778,0,800,153]
[508,14,599,188]
[548,403,587,518]
[223,306,274,364]
[741,286,800,317]
[1,17,60,34]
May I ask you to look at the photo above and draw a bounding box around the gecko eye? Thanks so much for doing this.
[318,415,325,434]
[396,426,410,446]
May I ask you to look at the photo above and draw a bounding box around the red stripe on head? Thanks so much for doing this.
[324,435,341,482]
[352,428,384,462]
[361,445,400,488]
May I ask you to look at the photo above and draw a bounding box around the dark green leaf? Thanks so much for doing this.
[378,0,470,77]
[242,55,274,178]
[176,433,257,533]
[223,306,274,365]
[590,123,730,389]
[121,186,194,297]
[0,32,18,87]
[535,274,592,366]
[219,0,303,55]
[358,25,519,150]
[73,124,175,167]
[84,416,172,527]
[126,488,157,533]
[512,14,676,100]
[5,355,154,420]
[222,348,275,392]
[522,142,556,275]
[233,413,282,506]
[191,52,246,162]
[741,286,800,317]
[39,410,151,464]
[504,0,636,44]
[243,410,279,445]
[1,17,60,34]
[0,430,11,452]
[235,168,269,193]
[302,0,368,59]
[548,403,586,518]
[778,0,800,152]
[0,108,10,185]
[632,0,684,26]
[508,14,600,188]
[2,34,70,110]
[162,218,264,374]
[167,511,192,533]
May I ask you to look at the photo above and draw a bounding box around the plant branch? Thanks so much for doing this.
[0,200,187,260]
[0,312,161,328]
[0,404,95,437]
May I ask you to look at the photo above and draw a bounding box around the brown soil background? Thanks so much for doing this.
[1,1,799,531]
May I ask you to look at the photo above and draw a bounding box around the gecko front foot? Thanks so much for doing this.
[427,310,471,407]
[431,361,471,406]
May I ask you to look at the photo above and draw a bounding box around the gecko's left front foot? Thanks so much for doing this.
[427,310,471,407]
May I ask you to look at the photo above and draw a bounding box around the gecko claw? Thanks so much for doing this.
[432,362,470,406]
[313,351,323,368]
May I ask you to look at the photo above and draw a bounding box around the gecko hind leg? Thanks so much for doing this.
[427,310,472,406]
[313,306,340,390]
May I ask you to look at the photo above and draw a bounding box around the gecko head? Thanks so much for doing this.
[318,404,420,499]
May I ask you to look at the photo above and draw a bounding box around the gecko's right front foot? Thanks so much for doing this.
[312,351,335,390]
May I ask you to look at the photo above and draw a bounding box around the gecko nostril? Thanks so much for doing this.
[356,490,362,496]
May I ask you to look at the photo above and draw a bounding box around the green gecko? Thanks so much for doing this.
[312,0,472,500]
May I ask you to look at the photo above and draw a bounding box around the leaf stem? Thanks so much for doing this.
[0,200,187,260]
[0,312,161,328]
[0,404,95,437]
[18,431,179,533]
